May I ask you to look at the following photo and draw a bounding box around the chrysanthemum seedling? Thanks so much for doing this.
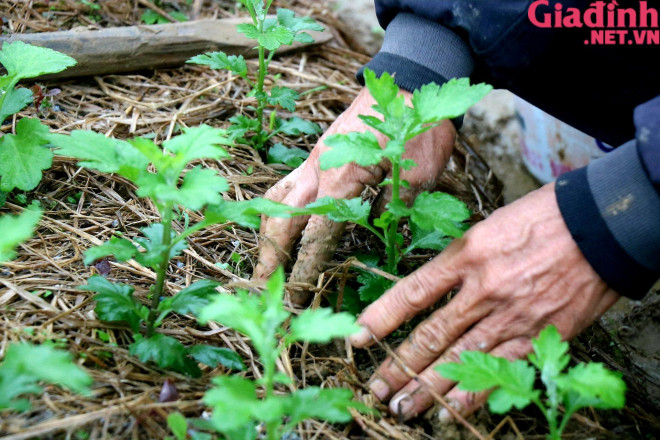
[187,0,323,160]
[47,125,307,376]
[196,266,368,440]
[314,68,491,303]
[437,325,626,440]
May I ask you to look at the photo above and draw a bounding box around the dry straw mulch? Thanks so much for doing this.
[0,1,657,439]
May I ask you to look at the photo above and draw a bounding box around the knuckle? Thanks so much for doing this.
[410,320,449,356]
[399,270,436,310]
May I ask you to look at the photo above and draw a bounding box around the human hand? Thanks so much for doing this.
[253,87,456,303]
[350,182,620,421]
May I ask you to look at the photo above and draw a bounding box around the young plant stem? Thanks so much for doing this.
[531,397,561,440]
[385,161,402,274]
[263,351,279,440]
[254,20,268,150]
[545,381,560,440]
[146,207,173,337]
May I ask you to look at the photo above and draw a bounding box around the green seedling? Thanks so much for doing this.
[187,0,323,156]
[0,342,92,411]
[48,125,306,376]
[437,325,626,440]
[197,267,368,440]
[315,68,491,301]
[0,42,76,194]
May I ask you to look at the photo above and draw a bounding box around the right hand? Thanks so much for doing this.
[253,87,457,304]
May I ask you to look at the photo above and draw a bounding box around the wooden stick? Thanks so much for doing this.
[0,18,331,80]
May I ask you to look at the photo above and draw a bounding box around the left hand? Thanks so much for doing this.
[349,182,620,421]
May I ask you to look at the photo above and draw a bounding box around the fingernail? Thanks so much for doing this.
[369,379,390,400]
[349,325,372,347]
[390,393,415,420]
[438,400,463,425]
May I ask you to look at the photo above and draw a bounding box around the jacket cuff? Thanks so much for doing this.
[357,13,475,129]
[357,12,475,92]
[556,141,660,299]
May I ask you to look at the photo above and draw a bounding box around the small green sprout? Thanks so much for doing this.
[187,0,323,154]
[197,267,368,440]
[314,68,491,302]
[437,325,626,440]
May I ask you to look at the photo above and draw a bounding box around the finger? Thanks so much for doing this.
[382,317,512,420]
[289,163,384,303]
[367,287,493,401]
[289,214,346,303]
[350,241,465,347]
[259,162,307,236]
[437,337,533,424]
[254,165,318,279]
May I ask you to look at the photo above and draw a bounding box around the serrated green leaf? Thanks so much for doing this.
[405,222,452,254]
[162,124,231,164]
[167,412,188,440]
[556,362,626,409]
[276,8,324,34]
[319,131,380,170]
[83,236,137,265]
[529,325,570,379]
[130,334,201,377]
[0,41,76,81]
[288,387,358,425]
[205,375,258,431]
[412,78,492,124]
[236,23,261,40]
[199,267,289,364]
[0,118,53,192]
[133,223,187,269]
[79,275,145,332]
[288,308,361,343]
[49,130,150,182]
[188,345,245,371]
[267,143,309,168]
[259,25,295,50]
[137,166,228,211]
[0,342,91,410]
[204,198,304,229]
[187,51,248,78]
[0,207,41,263]
[199,290,279,362]
[437,351,539,414]
[294,32,315,43]
[158,279,219,316]
[0,87,33,124]
[363,69,400,111]
[275,116,321,136]
[268,86,298,112]
[304,196,371,226]
[356,271,393,303]
[410,192,470,237]
[320,133,404,171]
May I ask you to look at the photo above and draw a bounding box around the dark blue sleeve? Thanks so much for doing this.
[553,96,660,299]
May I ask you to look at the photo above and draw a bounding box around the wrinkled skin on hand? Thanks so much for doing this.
[349,182,620,421]
[253,88,456,303]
